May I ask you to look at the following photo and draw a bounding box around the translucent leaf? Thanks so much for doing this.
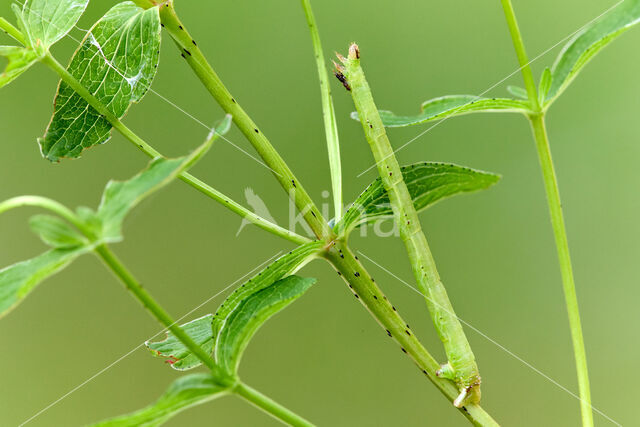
[211,241,324,373]
[546,0,640,103]
[39,2,161,161]
[29,214,87,248]
[506,85,528,99]
[146,315,214,371]
[334,162,501,237]
[354,95,531,127]
[14,0,89,49]
[92,373,228,427]
[0,246,90,318]
[538,67,552,105]
[0,45,39,88]
[215,275,316,375]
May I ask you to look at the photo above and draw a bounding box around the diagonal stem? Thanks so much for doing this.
[234,382,314,427]
[38,52,309,246]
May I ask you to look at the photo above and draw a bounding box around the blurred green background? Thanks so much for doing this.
[1,0,639,425]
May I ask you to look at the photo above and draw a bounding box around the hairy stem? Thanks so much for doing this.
[500,2,593,425]
[325,243,498,426]
[300,0,343,221]
[152,1,333,240]
[93,244,232,383]
[529,114,593,427]
[338,45,480,407]
[499,0,539,110]
[39,52,309,246]
[0,16,26,44]
[234,382,314,427]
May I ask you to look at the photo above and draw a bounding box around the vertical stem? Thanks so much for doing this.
[325,244,499,426]
[234,382,314,427]
[529,115,593,427]
[94,244,233,385]
[300,0,343,221]
[500,0,540,110]
[500,2,593,425]
[155,2,334,240]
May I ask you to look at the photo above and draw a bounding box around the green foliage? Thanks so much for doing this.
[29,214,87,248]
[13,0,88,49]
[0,125,227,319]
[545,0,640,104]
[39,2,161,161]
[359,95,530,127]
[334,162,501,238]
[146,315,215,371]
[0,246,91,318]
[215,275,316,375]
[92,373,229,426]
[0,45,39,88]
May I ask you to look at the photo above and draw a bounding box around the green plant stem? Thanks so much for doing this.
[499,0,539,110]
[153,2,333,241]
[0,195,91,234]
[300,0,343,222]
[325,243,498,426]
[500,2,593,425]
[529,114,593,427]
[93,244,231,381]
[38,52,309,246]
[234,382,314,427]
[0,16,26,44]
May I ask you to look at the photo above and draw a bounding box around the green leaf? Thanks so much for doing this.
[0,45,39,88]
[39,2,161,161]
[506,85,528,99]
[13,0,89,49]
[93,117,230,242]
[0,246,90,318]
[146,315,214,371]
[92,373,229,427]
[29,214,87,248]
[355,95,531,127]
[334,162,501,237]
[538,67,552,105]
[546,0,640,103]
[211,241,323,374]
[215,275,316,375]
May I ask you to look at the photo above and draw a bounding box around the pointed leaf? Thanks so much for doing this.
[146,315,214,371]
[546,0,640,103]
[0,45,39,88]
[215,275,316,375]
[354,95,531,127]
[16,0,89,49]
[0,246,90,318]
[506,85,528,99]
[334,162,500,237]
[29,214,87,248]
[538,67,552,105]
[94,117,230,242]
[39,2,161,161]
[92,373,229,427]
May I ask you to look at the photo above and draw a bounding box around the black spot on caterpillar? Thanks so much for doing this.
[192,40,197,46]
[386,330,392,337]
[178,25,184,30]
[334,71,351,91]
[291,180,296,188]
[254,128,259,133]
[181,53,186,59]
[354,272,360,277]
[401,348,407,354]
[354,294,360,299]
[183,48,192,56]
[337,271,342,276]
